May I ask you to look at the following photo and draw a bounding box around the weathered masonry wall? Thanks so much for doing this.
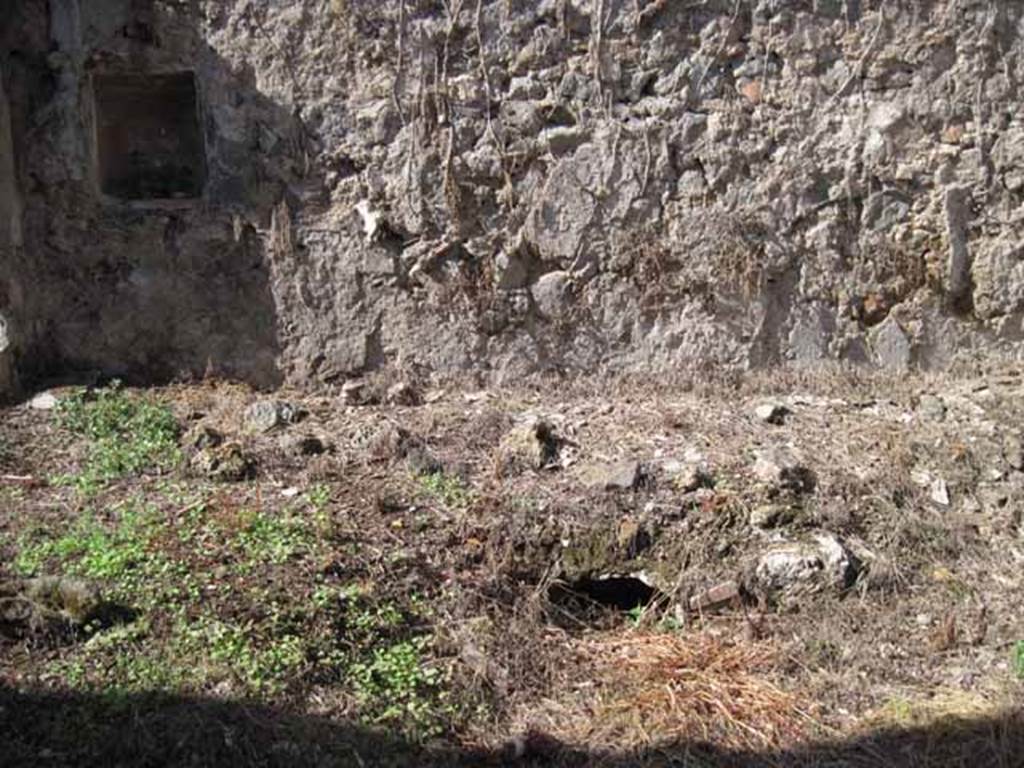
[2,0,286,393]
[4,1,1024,396]
[0,67,21,395]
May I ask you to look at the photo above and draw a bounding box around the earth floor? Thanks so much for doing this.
[1,367,1022,766]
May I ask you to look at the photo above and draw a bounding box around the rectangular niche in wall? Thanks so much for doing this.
[93,72,206,201]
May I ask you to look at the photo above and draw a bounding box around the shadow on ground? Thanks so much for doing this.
[1,684,1021,767]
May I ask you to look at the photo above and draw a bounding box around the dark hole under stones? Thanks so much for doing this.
[548,575,664,615]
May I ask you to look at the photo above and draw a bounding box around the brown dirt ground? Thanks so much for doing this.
[1,367,1023,767]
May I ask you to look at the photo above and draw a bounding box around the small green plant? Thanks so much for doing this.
[13,505,160,582]
[327,589,453,739]
[182,618,307,693]
[1014,641,1024,680]
[312,583,340,610]
[237,509,315,565]
[306,484,333,533]
[13,527,55,576]
[418,471,472,509]
[350,636,450,738]
[307,484,331,510]
[55,382,181,491]
[659,615,683,633]
[350,598,404,633]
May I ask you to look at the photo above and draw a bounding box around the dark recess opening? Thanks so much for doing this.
[93,72,205,200]
[549,575,662,615]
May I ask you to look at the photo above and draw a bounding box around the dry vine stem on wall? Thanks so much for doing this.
[475,0,514,210]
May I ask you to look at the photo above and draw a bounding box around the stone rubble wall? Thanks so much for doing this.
[3,0,1024,393]
[0,63,22,396]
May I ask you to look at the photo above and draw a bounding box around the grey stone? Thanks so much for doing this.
[243,400,299,433]
[929,477,951,506]
[1004,433,1024,472]
[871,317,912,372]
[754,533,860,596]
[543,127,587,157]
[386,382,421,406]
[523,146,601,263]
[190,443,256,482]
[496,417,559,475]
[944,186,972,308]
[750,504,795,529]
[755,547,822,592]
[917,394,947,422]
[532,271,572,318]
[993,127,1024,192]
[28,392,59,411]
[507,75,546,101]
[601,460,644,492]
[752,447,816,493]
[689,580,742,611]
[288,434,327,457]
[494,251,529,290]
[754,402,789,425]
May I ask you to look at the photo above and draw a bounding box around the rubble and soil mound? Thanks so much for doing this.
[1,368,1022,765]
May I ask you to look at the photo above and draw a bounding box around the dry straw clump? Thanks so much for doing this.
[537,631,815,754]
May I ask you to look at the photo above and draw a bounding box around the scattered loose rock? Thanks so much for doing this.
[496,417,559,475]
[243,400,300,433]
[288,434,327,457]
[601,460,645,492]
[28,392,59,411]
[341,380,368,405]
[753,533,860,598]
[917,394,947,421]
[190,443,256,481]
[386,382,421,407]
[754,402,789,425]
[929,477,951,506]
[2,576,104,638]
[913,470,952,506]
[749,504,796,529]
[751,447,815,493]
[661,458,713,492]
[689,579,742,612]
[531,271,572,318]
[183,423,224,452]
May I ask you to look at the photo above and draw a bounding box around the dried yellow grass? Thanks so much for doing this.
[532,631,815,754]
